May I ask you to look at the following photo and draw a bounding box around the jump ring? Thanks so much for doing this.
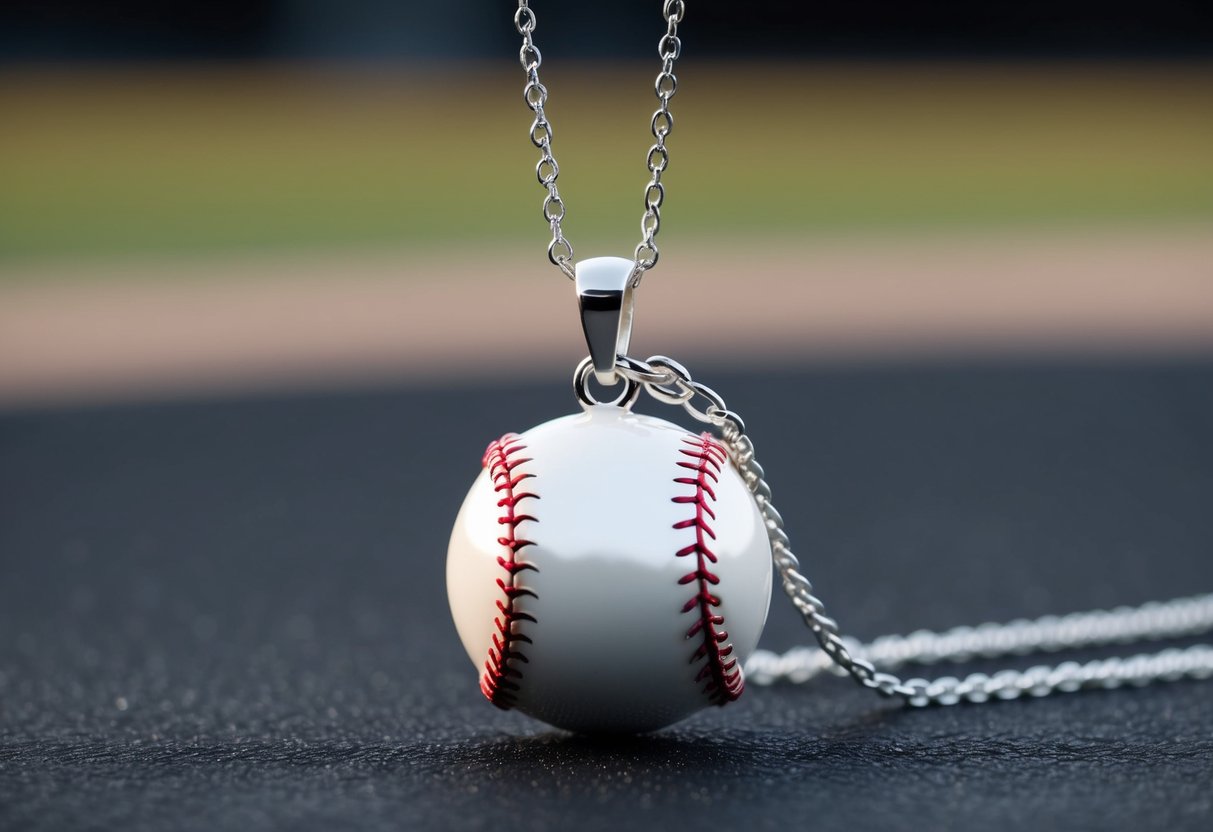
[573,356,641,409]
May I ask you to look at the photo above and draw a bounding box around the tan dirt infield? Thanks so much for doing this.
[1,226,1211,407]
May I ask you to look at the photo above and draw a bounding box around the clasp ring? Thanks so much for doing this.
[573,356,641,410]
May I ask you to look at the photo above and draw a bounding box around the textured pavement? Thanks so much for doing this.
[2,359,1212,831]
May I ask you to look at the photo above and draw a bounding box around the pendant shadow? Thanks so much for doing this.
[421,700,915,783]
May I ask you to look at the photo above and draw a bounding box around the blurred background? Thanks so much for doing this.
[1,0,1211,406]
[3,8,1213,827]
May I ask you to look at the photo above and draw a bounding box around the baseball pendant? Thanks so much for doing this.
[447,404,773,733]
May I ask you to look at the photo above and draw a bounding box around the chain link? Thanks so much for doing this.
[634,2,684,277]
[600,354,1213,706]
[515,2,685,283]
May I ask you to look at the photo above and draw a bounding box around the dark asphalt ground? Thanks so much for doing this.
[2,358,1212,831]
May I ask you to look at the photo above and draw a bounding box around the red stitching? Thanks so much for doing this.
[673,433,744,704]
[479,433,539,709]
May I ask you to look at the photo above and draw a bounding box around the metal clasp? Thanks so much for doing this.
[575,256,637,385]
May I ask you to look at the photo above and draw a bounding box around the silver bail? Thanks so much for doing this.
[575,256,637,385]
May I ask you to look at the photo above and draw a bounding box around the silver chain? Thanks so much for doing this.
[575,354,1213,706]
[539,4,1213,706]
[515,1,685,282]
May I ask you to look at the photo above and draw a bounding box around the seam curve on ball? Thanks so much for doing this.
[480,433,539,709]
[673,433,744,705]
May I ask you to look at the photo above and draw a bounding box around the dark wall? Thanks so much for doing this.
[2,0,1211,62]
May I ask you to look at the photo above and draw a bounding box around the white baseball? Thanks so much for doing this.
[447,404,772,733]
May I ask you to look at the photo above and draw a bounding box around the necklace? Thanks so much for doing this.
[445,1,1213,733]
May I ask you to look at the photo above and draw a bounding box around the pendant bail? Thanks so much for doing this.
[575,256,637,385]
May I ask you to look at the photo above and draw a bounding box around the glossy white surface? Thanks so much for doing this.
[574,256,636,384]
[447,405,772,733]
